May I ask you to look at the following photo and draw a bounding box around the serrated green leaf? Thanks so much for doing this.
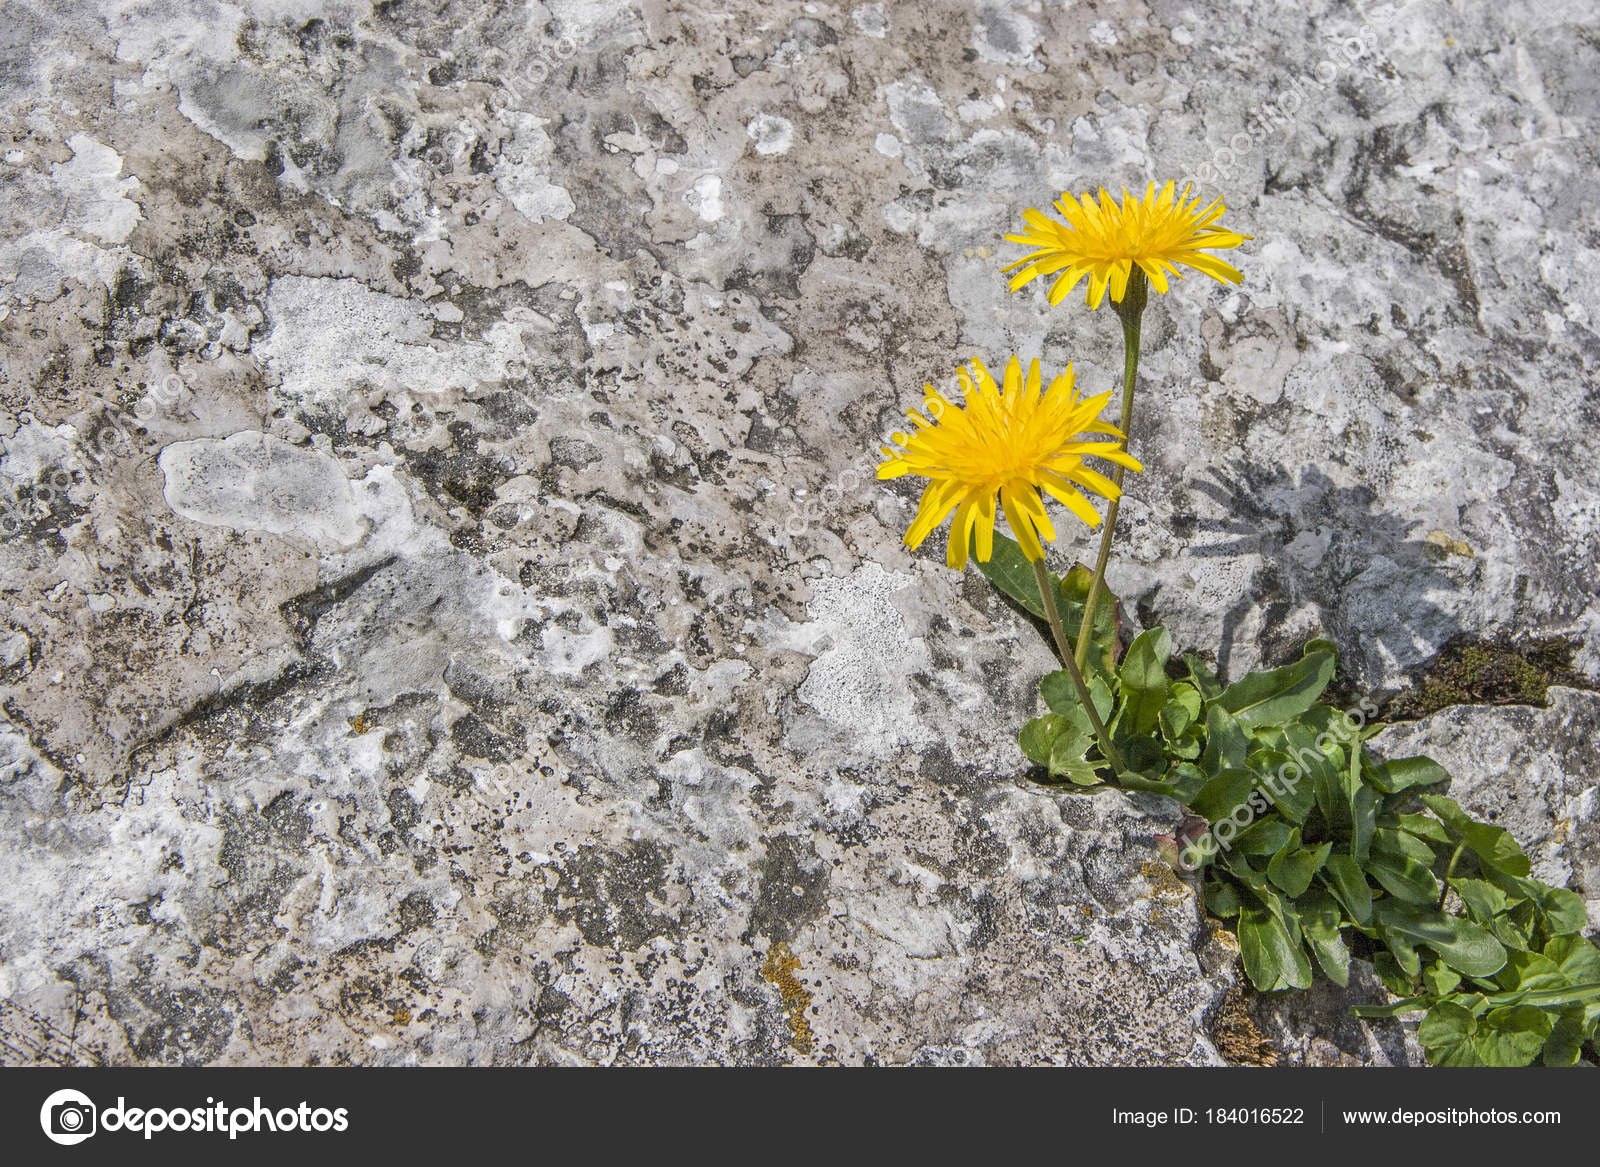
[1215,644,1336,729]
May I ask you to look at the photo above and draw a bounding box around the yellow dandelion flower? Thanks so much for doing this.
[878,356,1142,570]
[1002,180,1251,309]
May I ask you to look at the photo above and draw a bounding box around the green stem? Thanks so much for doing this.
[1033,557,1126,777]
[1074,266,1148,673]
[1437,841,1466,912]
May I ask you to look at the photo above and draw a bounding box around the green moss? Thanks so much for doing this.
[1387,637,1584,720]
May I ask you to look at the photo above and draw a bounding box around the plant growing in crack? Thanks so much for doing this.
[875,181,1600,1067]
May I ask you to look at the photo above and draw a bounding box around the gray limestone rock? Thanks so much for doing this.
[0,0,1596,1065]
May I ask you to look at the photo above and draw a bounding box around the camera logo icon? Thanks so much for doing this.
[40,1089,97,1146]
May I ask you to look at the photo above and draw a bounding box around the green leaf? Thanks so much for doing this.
[1418,1001,1483,1066]
[1190,769,1259,825]
[1450,878,1509,923]
[1422,963,1461,997]
[973,532,1047,617]
[1055,563,1120,678]
[1247,750,1315,825]
[1372,828,1439,866]
[1159,684,1203,742]
[1234,819,1294,857]
[1373,900,1508,978]
[1299,889,1351,986]
[1117,628,1173,735]
[1542,1014,1588,1066]
[1182,654,1223,701]
[1206,880,1241,918]
[1372,952,1418,997]
[1366,754,1451,794]
[1199,705,1248,774]
[1169,762,1209,804]
[1394,812,1453,847]
[1365,854,1440,905]
[1493,948,1567,996]
[1238,899,1314,991]
[1268,837,1329,899]
[1019,715,1070,766]
[1048,730,1101,785]
[1352,994,1430,1019]
[1349,782,1377,865]
[1419,794,1532,877]
[1544,935,1600,987]
[1214,643,1336,730]
[1483,983,1600,1010]
[1039,671,1115,725]
[1535,885,1589,937]
[1474,1006,1553,1067]
[1320,853,1372,924]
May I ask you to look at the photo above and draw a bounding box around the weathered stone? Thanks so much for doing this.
[1,0,1596,1066]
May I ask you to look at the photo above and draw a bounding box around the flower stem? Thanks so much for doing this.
[1033,556,1126,777]
[1074,266,1148,673]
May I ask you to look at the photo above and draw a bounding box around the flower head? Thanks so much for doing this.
[878,356,1141,569]
[1003,181,1251,309]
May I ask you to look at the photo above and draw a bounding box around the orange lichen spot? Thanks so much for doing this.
[760,941,814,1054]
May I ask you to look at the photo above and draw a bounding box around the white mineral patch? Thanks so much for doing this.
[255,276,530,415]
[852,3,889,38]
[492,112,577,224]
[973,2,1041,64]
[53,135,142,244]
[0,135,141,302]
[690,174,724,222]
[745,113,794,156]
[794,563,935,755]
[159,431,363,547]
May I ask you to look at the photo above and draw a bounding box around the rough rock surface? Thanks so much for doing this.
[1,0,1597,1065]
